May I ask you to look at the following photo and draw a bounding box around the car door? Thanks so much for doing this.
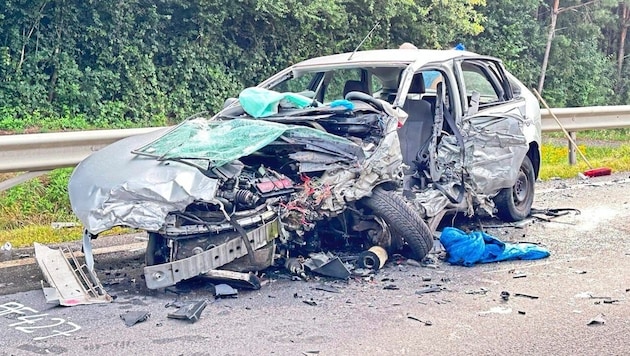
[454,58,529,195]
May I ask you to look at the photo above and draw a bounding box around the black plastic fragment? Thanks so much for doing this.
[214,283,238,298]
[587,313,606,326]
[167,300,208,323]
[514,293,539,299]
[407,314,432,326]
[314,284,341,293]
[415,286,441,294]
[120,310,150,327]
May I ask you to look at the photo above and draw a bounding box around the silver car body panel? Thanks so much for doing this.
[68,127,220,234]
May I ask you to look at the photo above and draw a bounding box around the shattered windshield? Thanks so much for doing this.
[134,117,360,168]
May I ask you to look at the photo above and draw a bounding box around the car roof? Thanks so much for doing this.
[292,49,482,69]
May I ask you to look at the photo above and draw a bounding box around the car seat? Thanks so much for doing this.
[398,74,434,169]
[343,80,369,98]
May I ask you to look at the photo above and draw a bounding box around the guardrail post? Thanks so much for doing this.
[568,131,576,165]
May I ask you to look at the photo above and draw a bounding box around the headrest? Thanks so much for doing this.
[343,80,369,96]
[408,73,425,95]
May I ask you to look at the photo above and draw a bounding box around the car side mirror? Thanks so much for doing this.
[509,79,522,97]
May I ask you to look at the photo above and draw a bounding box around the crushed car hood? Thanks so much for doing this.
[69,118,364,235]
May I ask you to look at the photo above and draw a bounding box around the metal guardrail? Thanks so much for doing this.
[0,127,163,192]
[540,105,630,132]
[1,105,629,191]
[0,127,162,173]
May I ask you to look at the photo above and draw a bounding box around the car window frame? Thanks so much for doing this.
[455,57,514,112]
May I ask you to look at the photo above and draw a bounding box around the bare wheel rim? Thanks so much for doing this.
[513,170,529,205]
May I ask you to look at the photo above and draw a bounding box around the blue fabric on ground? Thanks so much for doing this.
[440,227,550,266]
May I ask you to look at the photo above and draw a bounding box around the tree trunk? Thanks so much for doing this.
[538,0,559,95]
[617,3,629,84]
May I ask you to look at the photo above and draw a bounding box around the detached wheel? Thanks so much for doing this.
[494,155,535,222]
[145,232,169,266]
[361,187,433,260]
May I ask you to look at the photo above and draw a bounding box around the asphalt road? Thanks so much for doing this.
[0,173,629,356]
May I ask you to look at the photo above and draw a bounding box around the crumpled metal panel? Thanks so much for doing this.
[434,111,527,194]
[412,109,528,218]
[461,111,528,195]
[68,128,220,234]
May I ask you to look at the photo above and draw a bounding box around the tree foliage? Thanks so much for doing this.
[0,0,628,131]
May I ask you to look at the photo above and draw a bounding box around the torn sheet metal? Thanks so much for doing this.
[34,243,112,306]
[167,300,208,323]
[205,270,261,290]
[460,111,529,194]
[120,311,151,327]
[303,252,351,279]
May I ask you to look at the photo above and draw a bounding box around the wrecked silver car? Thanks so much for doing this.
[68,49,541,289]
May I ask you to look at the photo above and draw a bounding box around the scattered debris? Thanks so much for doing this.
[587,313,606,326]
[602,300,620,304]
[214,284,238,298]
[303,299,317,306]
[573,270,587,275]
[1,242,11,251]
[285,257,307,280]
[420,255,439,268]
[589,295,613,300]
[303,252,351,279]
[407,314,432,326]
[465,287,489,295]
[500,291,510,301]
[415,285,441,294]
[357,246,388,270]
[351,268,373,277]
[165,300,185,309]
[422,276,432,282]
[167,300,208,323]
[518,310,526,315]
[514,293,539,299]
[120,311,150,327]
[512,273,527,279]
[314,284,341,293]
[383,284,399,290]
[34,242,112,306]
[204,270,261,290]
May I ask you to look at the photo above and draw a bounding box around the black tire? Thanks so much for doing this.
[145,232,169,266]
[494,155,535,222]
[361,187,433,260]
